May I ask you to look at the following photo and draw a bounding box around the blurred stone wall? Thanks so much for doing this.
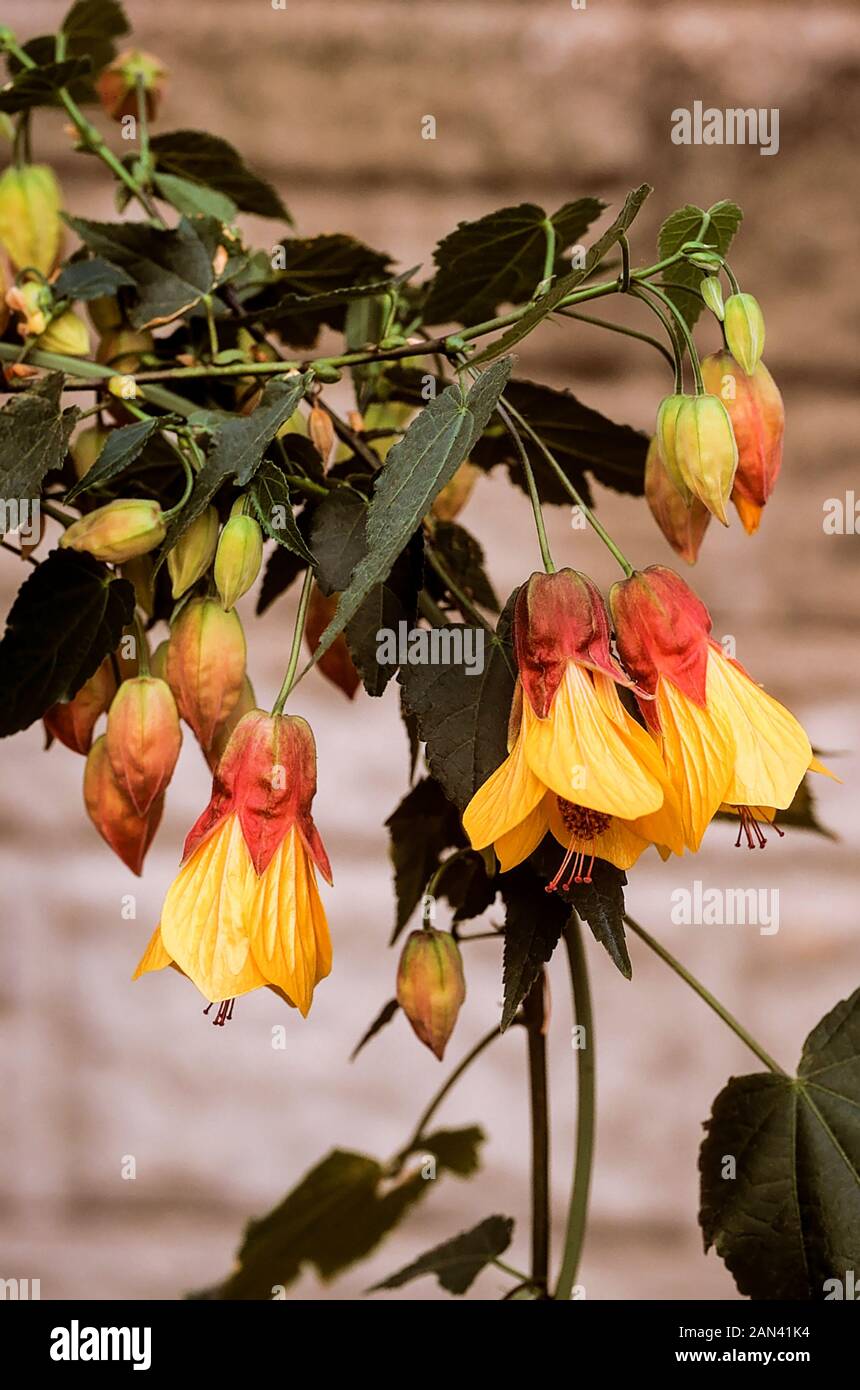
[1,0,858,1300]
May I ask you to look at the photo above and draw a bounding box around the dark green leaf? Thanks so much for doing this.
[472,378,649,502]
[398,592,517,812]
[310,487,369,595]
[240,271,413,329]
[54,256,135,301]
[255,542,307,617]
[148,129,289,221]
[0,549,134,736]
[154,172,238,223]
[345,530,424,697]
[423,198,604,325]
[658,200,743,328]
[500,865,571,1030]
[65,416,174,503]
[62,0,129,65]
[248,460,315,564]
[64,215,217,329]
[468,185,652,368]
[317,358,512,659]
[385,777,465,941]
[419,1126,485,1178]
[0,375,77,525]
[0,60,92,113]
[437,850,498,924]
[700,987,860,1300]
[429,522,499,611]
[370,1215,514,1295]
[164,374,312,549]
[350,999,399,1062]
[240,234,393,346]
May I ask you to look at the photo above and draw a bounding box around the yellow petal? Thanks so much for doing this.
[809,755,842,783]
[494,796,550,871]
[462,723,546,850]
[708,651,812,809]
[159,813,265,1002]
[249,826,332,1017]
[133,923,173,979]
[523,662,665,819]
[591,673,686,854]
[657,675,734,851]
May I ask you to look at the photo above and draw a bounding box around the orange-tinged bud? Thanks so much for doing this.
[514,568,635,718]
[206,674,257,770]
[106,676,182,815]
[431,461,480,521]
[673,395,738,525]
[121,555,156,617]
[723,293,765,376]
[97,49,168,123]
[304,584,360,699]
[167,505,219,597]
[84,735,163,874]
[44,657,116,754]
[60,498,166,563]
[655,393,692,503]
[214,514,264,610]
[0,164,62,275]
[88,295,123,333]
[70,425,111,480]
[308,405,335,464]
[97,327,154,373]
[396,928,466,1060]
[644,436,711,565]
[609,565,712,727]
[700,351,784,536]
[38,309,90,357]
[165,597,246,751]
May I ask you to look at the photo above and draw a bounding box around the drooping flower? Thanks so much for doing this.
[462,570,683,888]
[610,565,820,851]
[700,351,784,535]
[134,710,332,1019]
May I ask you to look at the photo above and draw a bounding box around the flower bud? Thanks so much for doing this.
[700,351,784,535]
[38,309,90,357]
[655,393,692,503]
[304,583,360,700]
[70,425,111,481]
[44,657,116,754]
[60,498,166,563]
[0,164,62,275]
[700,275,725,321]
[121,555,156,617]
[6,279,51,338]
[214,513,264,610]
[431,461,480,521]
[723,293,765,375]
[96,49,168,123]
[308,405,335,464]
[673,395,738,526]
[84,735,163,875]
[89,295,123,333]
[167,505,219,597]
[165,597,246,751]
[150,639,169,680]
[396,928,466,1060]
[644,436,711,565]
[106,676,182,815]
[97,327,154,373]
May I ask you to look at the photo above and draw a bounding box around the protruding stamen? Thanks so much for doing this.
[734,806,783,850]
[203,998,235,1026]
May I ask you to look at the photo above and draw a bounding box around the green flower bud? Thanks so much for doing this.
[214,514,264,609]
[700,275,725,321]
[167,506,219,597]
[396,928,466,1060]
[673,395,739,526]
[60,498,166,563]
[38,309,90,357]
[655,393,692,504]
[0,164,62,274]
[723,293,765,375]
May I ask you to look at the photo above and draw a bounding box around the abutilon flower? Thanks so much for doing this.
[700,352,784,535]
[462,570,683,889]
[610,565,822,852]
[134,711,332,1020]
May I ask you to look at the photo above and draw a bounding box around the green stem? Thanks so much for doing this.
[161,447,195,521]
[495,401,555,573]
[502,398,635,577]
[41,500,74,528]
[535,218,557,297]
[493,1258,535,1285]
[637,283,704,393]
[523,978,550,1292]
[203,297,219,358]
[390,1025,501,1172]
[271,565,315,715]
[556,307,676,370]
[628,286,686,391]
[624,915,788,1076]
[135,72,151,178]
[554,916,595,1301]
[425,545,494,633]
[0,343,198,417]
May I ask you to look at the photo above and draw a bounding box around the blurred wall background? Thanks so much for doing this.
[1,0,858,1300]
